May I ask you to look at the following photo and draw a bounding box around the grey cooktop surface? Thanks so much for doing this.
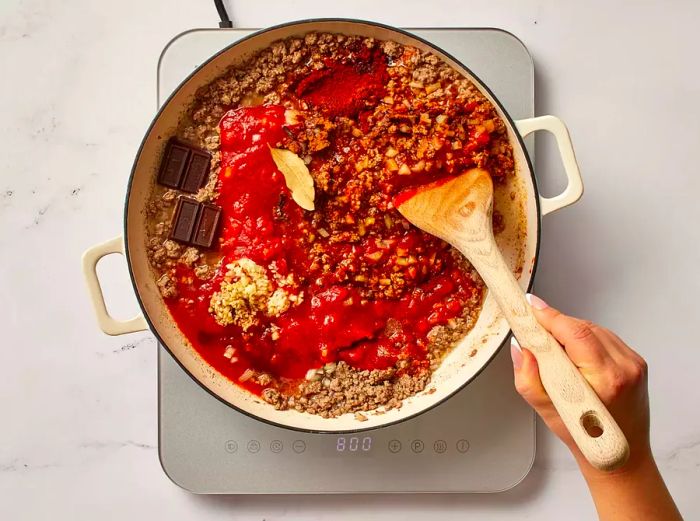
[157,27,535,494]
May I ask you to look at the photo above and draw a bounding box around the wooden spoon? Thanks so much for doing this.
[396,168,630,471]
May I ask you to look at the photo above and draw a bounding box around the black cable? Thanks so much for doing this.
[213,0,233,28]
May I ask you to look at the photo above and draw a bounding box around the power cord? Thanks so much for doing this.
[213,0,233,28]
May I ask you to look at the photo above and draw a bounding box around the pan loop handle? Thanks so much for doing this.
[82,236,148,336]
[515,116,584,215]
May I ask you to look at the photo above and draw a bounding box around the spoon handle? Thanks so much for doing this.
[458,236,630,471]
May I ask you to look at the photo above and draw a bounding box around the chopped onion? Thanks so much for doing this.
[239,369,254,382]
[385,158,399,172]
[411,160,426,173]
[425,82,441,94]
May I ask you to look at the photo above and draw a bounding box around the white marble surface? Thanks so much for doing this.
[1,0,699,519]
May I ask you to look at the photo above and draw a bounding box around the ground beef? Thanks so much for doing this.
[261,361,431,418]
[156,273,177,298]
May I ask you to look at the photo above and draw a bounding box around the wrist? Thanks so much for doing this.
[573,446,683,521]
[574,444,655,482]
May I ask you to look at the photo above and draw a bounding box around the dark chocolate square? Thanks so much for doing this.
[169,196,201,243]
[191,202,222,248]
[158,140,191,189]
[181,149,211,193]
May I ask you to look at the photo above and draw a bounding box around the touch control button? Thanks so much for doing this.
[433,440,447,453]
[388,440,402,453]
[270,440,283,453]
[247,440,261,453]
[224,440,238,454]
[292,440,306,454]
[456,439,470,453]
[411,440,425,453]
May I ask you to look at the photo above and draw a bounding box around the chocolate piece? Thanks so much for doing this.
[180,149,211,193]
[191,202,222,248]
[158,140,191,189]
[169,197,200,243]
[168,197,222,248]
[157,138,211,192]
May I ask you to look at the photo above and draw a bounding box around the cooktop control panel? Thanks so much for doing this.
[220,434,470,457]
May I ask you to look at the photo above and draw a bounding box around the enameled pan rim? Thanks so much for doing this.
[124,18,541,434]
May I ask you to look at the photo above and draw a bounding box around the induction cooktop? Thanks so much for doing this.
[157,27,536,494]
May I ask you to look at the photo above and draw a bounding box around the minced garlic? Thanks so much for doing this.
[209,258,300,330]
[267,288,292,317]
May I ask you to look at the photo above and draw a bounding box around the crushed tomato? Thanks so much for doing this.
[164,104,484,393]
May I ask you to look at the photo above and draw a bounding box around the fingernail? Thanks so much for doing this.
[510,337,523,370]
[526,293,549,310]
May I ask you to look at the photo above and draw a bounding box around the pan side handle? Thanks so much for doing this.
[515,116,584,216]
[82,236,148,336]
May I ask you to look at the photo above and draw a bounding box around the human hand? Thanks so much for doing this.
[510,293,651,473]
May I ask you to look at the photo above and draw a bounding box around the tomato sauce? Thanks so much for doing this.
[162,38,504,394]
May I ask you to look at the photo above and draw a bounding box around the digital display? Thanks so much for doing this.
[336,436,372,453]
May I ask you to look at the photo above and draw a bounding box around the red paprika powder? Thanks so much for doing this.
[295,48,388,118]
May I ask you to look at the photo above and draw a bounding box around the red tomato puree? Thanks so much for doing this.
[165,103,482,393]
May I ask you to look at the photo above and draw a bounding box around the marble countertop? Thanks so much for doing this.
[1,0,699,519]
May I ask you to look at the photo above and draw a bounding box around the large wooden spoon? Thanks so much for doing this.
[396,168,629,471]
